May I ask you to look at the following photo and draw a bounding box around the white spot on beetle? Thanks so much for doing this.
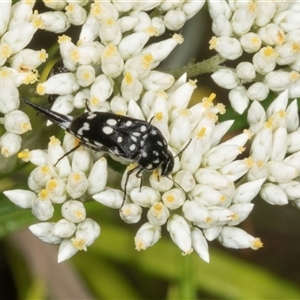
[117,136,123,143]
[126,120,132,127]
[129,144,136,151]
[77,122,90,135]
[140,125,147,132]
[103,126,113,135]
[107,118,117,126]
[87,112,97,119]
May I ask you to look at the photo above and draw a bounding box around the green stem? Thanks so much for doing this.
[179,255,197,299]
[168,54,227,79]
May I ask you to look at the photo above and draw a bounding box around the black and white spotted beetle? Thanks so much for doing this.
[22,98,175,204]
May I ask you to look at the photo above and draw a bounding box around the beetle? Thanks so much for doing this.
[22,98,175,203]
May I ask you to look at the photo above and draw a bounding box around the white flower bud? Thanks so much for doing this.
[46,178,67,204]
[255,2,276,26]
[74,88,90,108]
[287,129,300,154]
[203,227,222,241]
[273,10,300,33]
[120,203,142,224]
[143,34,183,68]
[32,197,54,221]
[58,239,78,263]
[203,144,245,169]
[252,46,278,75]
[0,76,19,114]
[167,214,193,255]
[101,44,124,78]
[236,62,256,80]
[270,127,287,161]
[173,170,195,193]
[149,171,173,192]
[211,69,240,89]
[141,71,174,91]
[71,148,91,174]
[182,200,210,226]
[4,189,35,208]
[66,172,88,199]
[10,48,48,71]
[208,0,231,20]
[147,202,170,226]
[240,32,262,53]
[76,218,100,247]
[74,42,104,66]
[93,189,124,209]
[110,96,128,114]
[0,132,21,157]
[229,86,249,114]
[169,110,191,149]
[218,226,262,250]
[232,178,265,204]
[267,161,299,183]
[182,1,205,20]
[40,11,70,33]
[247,101,266,134]
[37,73,79,96]
[29,222,62,244]
[52,219,77,238]
[258,23,285,46]
[1,20,41,54]
[247,82,269,101]
[191,228,209,263]
[162,188,185,210]
[0,1,11,35]
[264,71,292,92]
[121,72,143,101]
[61,200,86,223]
[99,18,122,46]
[89,74,114,109]
[279,181,300,201]
[231,4,257,35]
[190,184,223,206]
[288,78,300,99]
[219,159,250,182]
[180,136,203,174]
[286,99,299,133]
[250,126,272,162]
[194,168,229,189]
[130,186,161,207]
[4,110,31,134]
[47,136,71,178]
[212,14,232,37]
[65,4,87,26]
[113,1,135,12]
[164,9,186,31]
[260,183,288,205]
[76,65,95,87]
[209,36,242,60]
[87,157,107,195]
[44,1,67,10]
[227,203,254,226]
[78,14,100,44]
[135,222,161,250]
[118,32,150,60]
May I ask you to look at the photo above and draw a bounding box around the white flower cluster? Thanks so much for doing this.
[3,0,300,264]
[248,90,300,208]
[208,1,300,113]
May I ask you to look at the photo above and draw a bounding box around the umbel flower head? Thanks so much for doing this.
[2,1,300,264]
[5,73,265,263]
